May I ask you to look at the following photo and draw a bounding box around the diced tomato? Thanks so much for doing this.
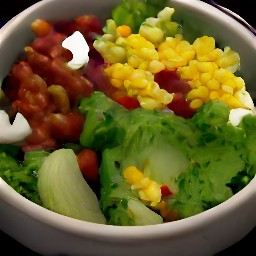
[168,93,196,119]
[155,70,195,118]
[160,185,173,197]
[23,118,57,151]
[155,69,191,94]
[77,148,99,182]
[48,112,85,142]
[113,95,140,110]
[30,30,67,58]
[52,20,78,36]
[25,47,93,106]
[75,15,103,36]
[51,15,103,55]
[6,61,55,118]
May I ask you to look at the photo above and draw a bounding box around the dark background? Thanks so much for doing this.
[0,0,255,255]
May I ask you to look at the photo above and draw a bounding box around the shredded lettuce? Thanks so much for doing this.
[79,92,256,224]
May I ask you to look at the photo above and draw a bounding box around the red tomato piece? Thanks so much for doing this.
[77,149,99,182]
[154,70,196,118]
[75,15,103,36]
[160,185,173,197]
[113,95,140,110]
[155,70,191,94]
[48,112,85,142]
[168,93,196,119]
[52,20,78,36]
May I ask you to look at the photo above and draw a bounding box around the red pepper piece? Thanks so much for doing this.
[160,185,173,197]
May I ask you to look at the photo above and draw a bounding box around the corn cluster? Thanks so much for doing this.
[126,34,165,74]
[105,63,173,110]
[177,36,247,109]
[124,166,162,207]
[158,34,195,70]
[94,7,248,111]
[93,19,127,64]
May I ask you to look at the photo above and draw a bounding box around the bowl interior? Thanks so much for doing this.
[0,0,256,255]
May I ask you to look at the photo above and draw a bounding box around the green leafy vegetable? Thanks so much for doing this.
[79,92,256,224]
[79,92,193,225]
[112,0,169,33]
[0,149,50,204]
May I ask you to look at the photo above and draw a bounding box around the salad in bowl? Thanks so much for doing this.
[0,0,256,255]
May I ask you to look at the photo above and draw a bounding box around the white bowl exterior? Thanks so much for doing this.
[0,0,256,255]
[1,176,256,256]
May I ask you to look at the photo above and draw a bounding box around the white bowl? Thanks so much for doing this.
[0,0,256,255]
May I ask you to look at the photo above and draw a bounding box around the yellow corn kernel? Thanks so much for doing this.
[195,61,218,73]
[194,37,222,62]
[138,82,155,97]
[126,87,140,97]
[200,73,212,84]
[188,79,202,90]
[127,55,142,69]
[124,166,145,186]
[176,40,193,52]
[110,78,123,88]
[198,49,223,62]
[193,36,215,52]
[130,69,148,81]
[161,90,174,105]
[158,48,176,60]
[139,82,159,98]
[101,33,115,42]
[138,96,163,110]
[93,40,127,64]
[216,88,225,97]
[148,60,165,74]
[105,63,135,89]
[127,46,160,70]
[137,61,148,71]
[111,67,129,80]
[139,48,159,61]
[138,181,161,206]
[124,166,161,206]
[220,94,244,109]
[115,36,127,47]
[216,46,240,72]
[129,78,149,89]
[186,86,209,101]
[158,37,179,51]
[158,36,194,70]
[209,91,220,100]
[221,78,237,89]
[190,98,204,109]
[181,50,196,62]
[213,69,233,83]
[233,76,245,91]
[207,79,220,90]
[166,56,188,70]
[139,25,165,46]
[126,34,155,50]
[177,65,198,81]
[221,84,233,95]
